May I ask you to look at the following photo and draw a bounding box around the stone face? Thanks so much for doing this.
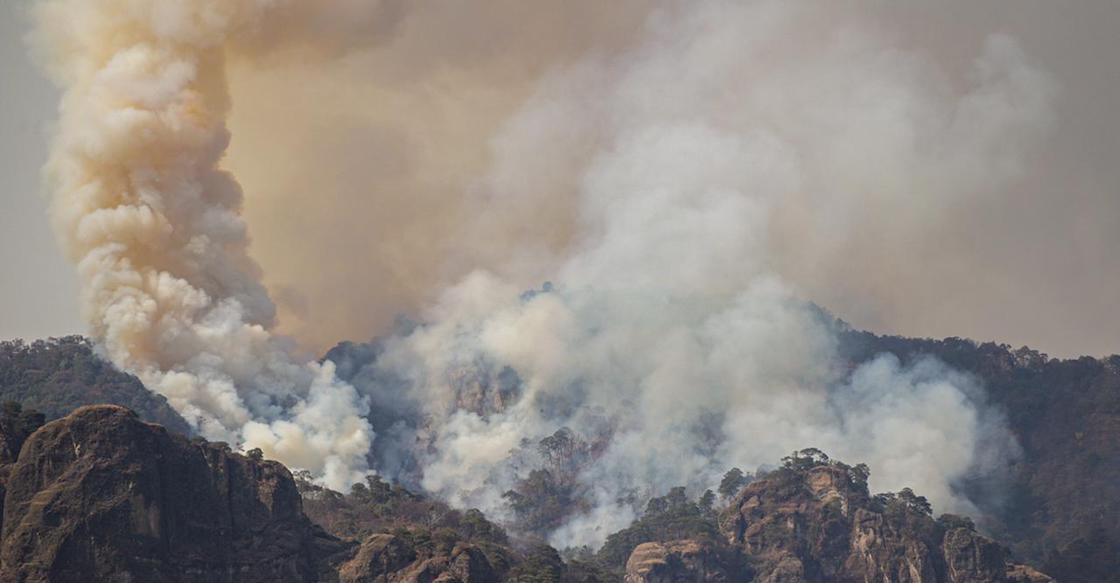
[0,405,1062,583]
[0,405,348,583]
[624,540,748,583]
[713,464,1052,583]
[338,535,419,583]
[940,527,1008,583]
[337,535,499,583]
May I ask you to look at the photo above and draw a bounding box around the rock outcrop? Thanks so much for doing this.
[620,459,1058,583]
[337,534,500,583]
[715,462,1053,583]
[624,540,746,583]
[0,405,1061,583]
[0,405,349,583]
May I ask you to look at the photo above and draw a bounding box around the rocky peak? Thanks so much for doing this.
[0,405,349,583]
[621,452,1057,583]
[713,457,1054,583]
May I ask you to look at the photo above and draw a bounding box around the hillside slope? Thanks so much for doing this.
[0,412,1053,583]
[0,337,190,434]
[1,332,1115,580]
[840,331,1120,582]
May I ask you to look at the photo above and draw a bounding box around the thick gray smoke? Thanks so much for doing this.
[36,0,1054,549]
[325,0,1050,548]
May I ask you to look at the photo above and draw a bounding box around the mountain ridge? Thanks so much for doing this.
[1,330,1117,580]
[0,406,1055,583]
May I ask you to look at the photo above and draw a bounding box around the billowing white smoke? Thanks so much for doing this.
[354,0,1051,548]
[35,0,1054,549]
[30,0,405,489]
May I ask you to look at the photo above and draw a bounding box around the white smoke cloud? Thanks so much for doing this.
[35,0,1055,549]
[32,0,384,489]
[348,0,1051,548]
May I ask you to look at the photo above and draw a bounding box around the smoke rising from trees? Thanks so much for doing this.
[34,0,1057,547]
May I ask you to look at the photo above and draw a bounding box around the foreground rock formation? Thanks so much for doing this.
[0,407,1057,583]
[0,406,527,583]
[0,405,348,582]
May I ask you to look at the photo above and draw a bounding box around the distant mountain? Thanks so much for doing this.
[0,336,190,435]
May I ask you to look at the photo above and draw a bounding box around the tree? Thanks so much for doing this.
[538,427,576,469]
[848,463,870,488]
[937,513,975,531]
[699,489,716,513]
[0,337,190,434]
[898,487,933,515]
[598,486,721,569]
[781,447,831,470]
[0,401,45,459]
[2,401,21,420]
[719,468,748,499]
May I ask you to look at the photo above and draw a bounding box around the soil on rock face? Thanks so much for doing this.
[0,405,349,583]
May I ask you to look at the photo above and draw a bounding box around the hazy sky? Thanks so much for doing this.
[1,0,81,341]
[2,0,1118,358]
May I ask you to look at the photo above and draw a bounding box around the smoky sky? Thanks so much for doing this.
[0,1,81,341]
[3,0,1119,359]
[10,0,1116,549]
[225,0,1120,358]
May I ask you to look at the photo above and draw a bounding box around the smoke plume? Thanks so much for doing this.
[35,0,1056,548]
[320,0,1049,548]
[29,0,409,488]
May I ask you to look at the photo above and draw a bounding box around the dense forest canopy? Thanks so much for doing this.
[0,336,190,434]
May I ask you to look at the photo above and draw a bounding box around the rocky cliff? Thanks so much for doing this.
[619,459,1053,583]
[716,462,1052,583]
[0,406,559,583]
[0,405,348,583]
[0,406,1063,583]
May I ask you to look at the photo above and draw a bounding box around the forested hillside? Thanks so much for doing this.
[0,336,190,435]
[1,331,1115,581]
[840,331,1120,583]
